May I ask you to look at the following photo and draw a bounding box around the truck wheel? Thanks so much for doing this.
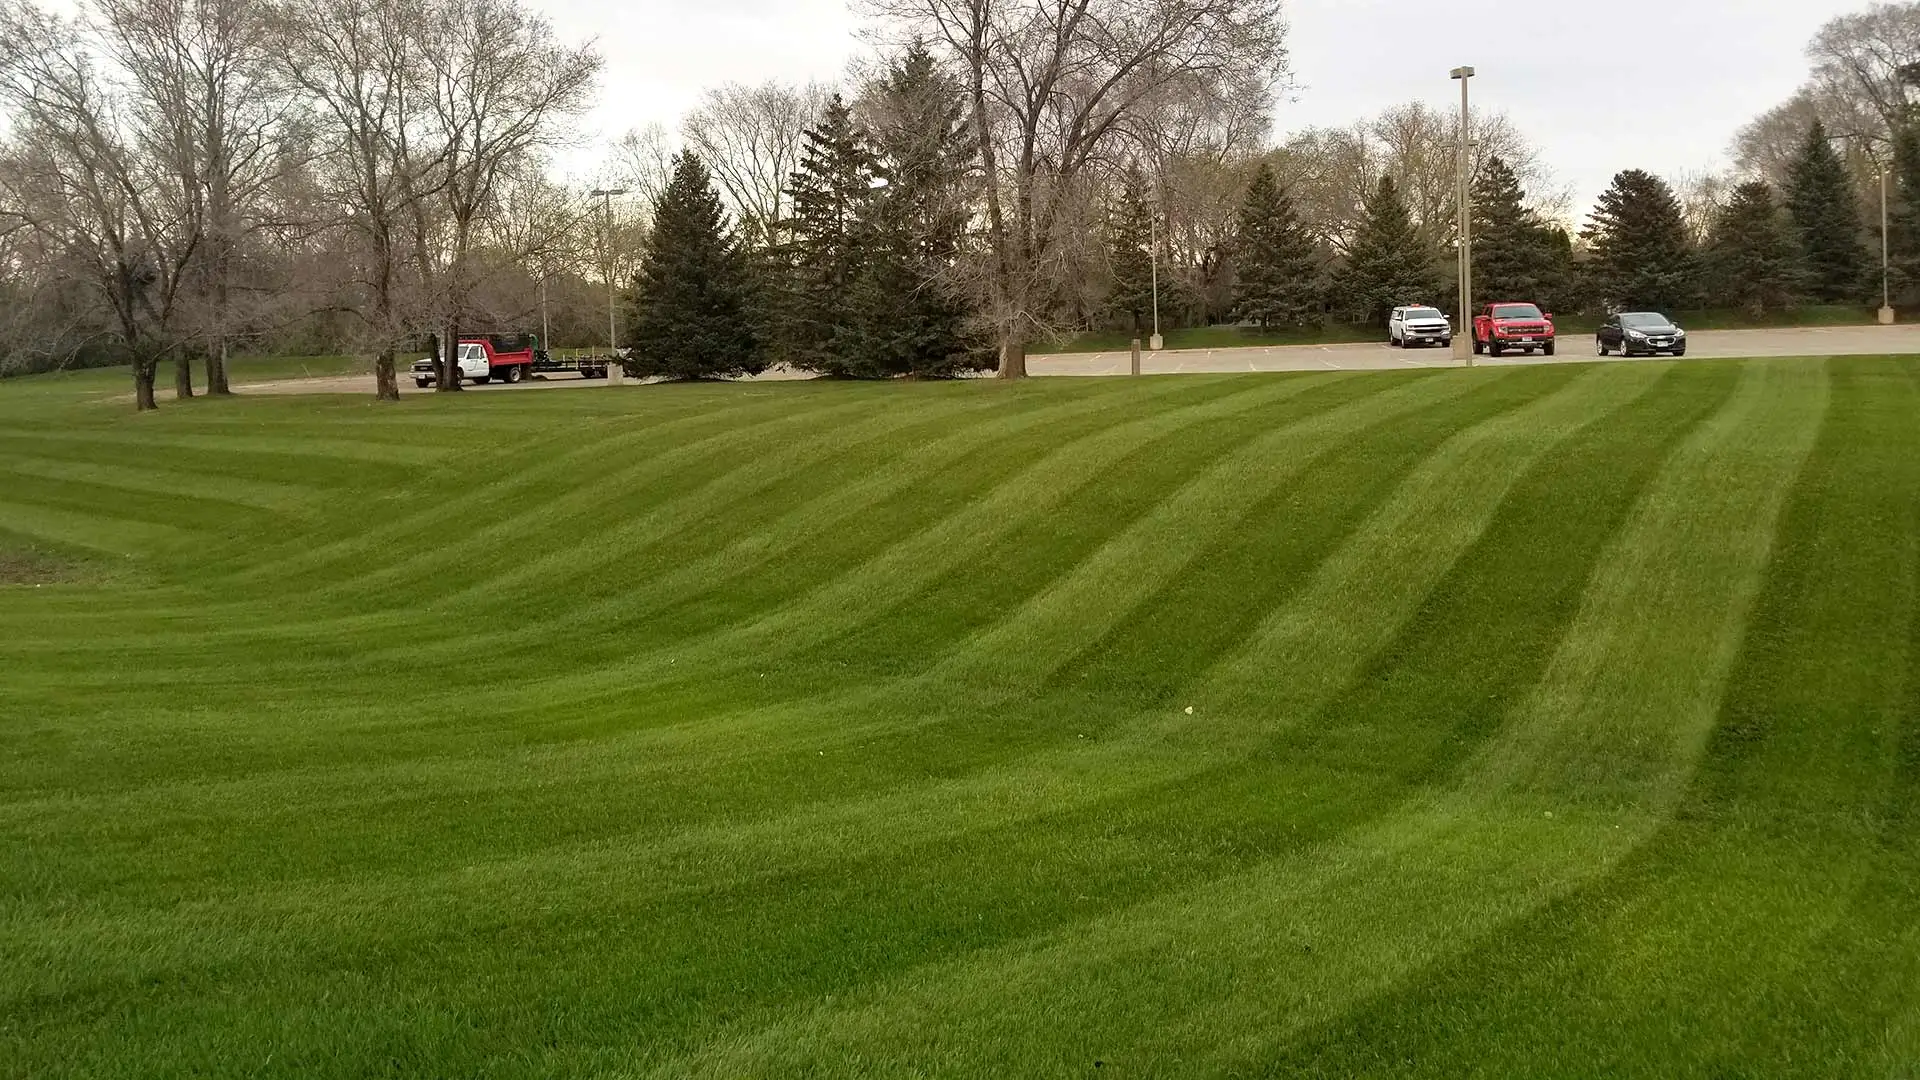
[473,374,489,384]
[1543,341,1555,357]
[415,378,431,388]
[503,365,522,384]
[1489,342,1503,357]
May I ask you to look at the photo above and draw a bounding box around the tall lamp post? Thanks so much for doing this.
[1450,66,1476,364]
[1881,169,1894,325]
[589,188,630,358]
[1149,204,1163,352]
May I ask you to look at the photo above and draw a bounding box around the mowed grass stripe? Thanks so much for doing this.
[0,365,1728,1068]
[0,372,1514,910]
[1256,355,1917,1078]
[1197,360,1662,714]
[230,388,846,588]
[2,359,1909,1080]
[467,372,1369,714]
[926,365,1536,694]
[0,457,320,515]
[649,358,1828,1080]
[0,378,1339,792]
[0,498,199,559]
[0,379,1236,701]
[366,376,1238,653]
[303,395,910,602]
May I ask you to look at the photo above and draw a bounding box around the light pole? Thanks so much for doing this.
[1882,169,1894,324]
[1149,206,1163,352]
[1451,66,1476,365]
[588,188,630,359]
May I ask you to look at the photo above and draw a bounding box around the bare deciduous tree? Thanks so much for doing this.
[91,0,290,397]
[415,0,599,390]
[1736,4,1920,183]
[0,0,209,410]
[681,80,828,249]
[277,0,447,400]
[1278,104,1562,256]
[863,0,1288,377]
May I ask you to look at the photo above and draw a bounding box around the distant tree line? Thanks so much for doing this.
[6,0,1917,400]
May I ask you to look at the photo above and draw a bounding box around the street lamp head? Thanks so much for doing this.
[1450,66,1475,80]
[589,188,630,198]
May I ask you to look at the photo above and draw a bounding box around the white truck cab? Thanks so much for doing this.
[412,342,491,388]
[1389,306,1452,349]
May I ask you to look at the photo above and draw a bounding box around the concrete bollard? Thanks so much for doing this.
[1130,338,1142,376]
[606,356,624,386]
[1880,306,1897,325]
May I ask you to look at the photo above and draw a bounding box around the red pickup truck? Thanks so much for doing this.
[1472,302,1556,357]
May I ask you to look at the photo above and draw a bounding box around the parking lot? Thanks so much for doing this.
[1026,323,1920,376]
[185,323,1920,400]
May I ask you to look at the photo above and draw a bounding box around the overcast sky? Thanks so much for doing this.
[542,0,1865,218]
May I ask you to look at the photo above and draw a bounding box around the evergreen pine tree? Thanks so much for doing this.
[842,42,993,377]
[1580,168,1700,311]
[783,95,876,375]
[1785,120,1868,303]
[1886,115,1920,307]
[1338,175,1438,324]
[1105,168,1156,334]
[1471,156,1562,305]
[1704,181,1800,316]
[627,152,762,379]
[1231,163,1321,329]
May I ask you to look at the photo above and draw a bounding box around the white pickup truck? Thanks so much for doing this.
[411,336,539,387]
[1388,306,1453,349]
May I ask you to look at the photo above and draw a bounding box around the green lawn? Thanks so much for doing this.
[1046,305,1887,353]
[1,357,1916,1077]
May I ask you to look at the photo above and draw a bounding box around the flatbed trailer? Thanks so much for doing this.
[531,351,612,379]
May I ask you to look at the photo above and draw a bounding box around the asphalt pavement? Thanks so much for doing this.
[196,323,1920,399]
[1025,323,1920,376]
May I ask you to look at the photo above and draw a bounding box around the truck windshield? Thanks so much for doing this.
[1492,304,1543,319]
[1404,308,1444,320]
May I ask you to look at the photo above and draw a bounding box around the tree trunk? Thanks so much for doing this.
[999,330,1028,379]
[174,351,195,400]
[134,358,159,412]
[374,348,400,401]
[206,338,232,395]
[437,322,463,391]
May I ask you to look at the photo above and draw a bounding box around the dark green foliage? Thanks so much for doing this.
[1704,181,1801,316]
[1105,167,1157,334]
[1581,169,1700,312]
[626,153,763,379]
[1231,163,1322,329]
[1887,117,1920,307]
[1337,175,1440,324]
[783,96,877,376]
[1471,157,1568,309]
[840,43,993,378]
[1785,120,1868,303]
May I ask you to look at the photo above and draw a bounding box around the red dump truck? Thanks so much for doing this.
[411,335,610,387]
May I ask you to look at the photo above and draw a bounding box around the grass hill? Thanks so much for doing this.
[1,357,1916,1077]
